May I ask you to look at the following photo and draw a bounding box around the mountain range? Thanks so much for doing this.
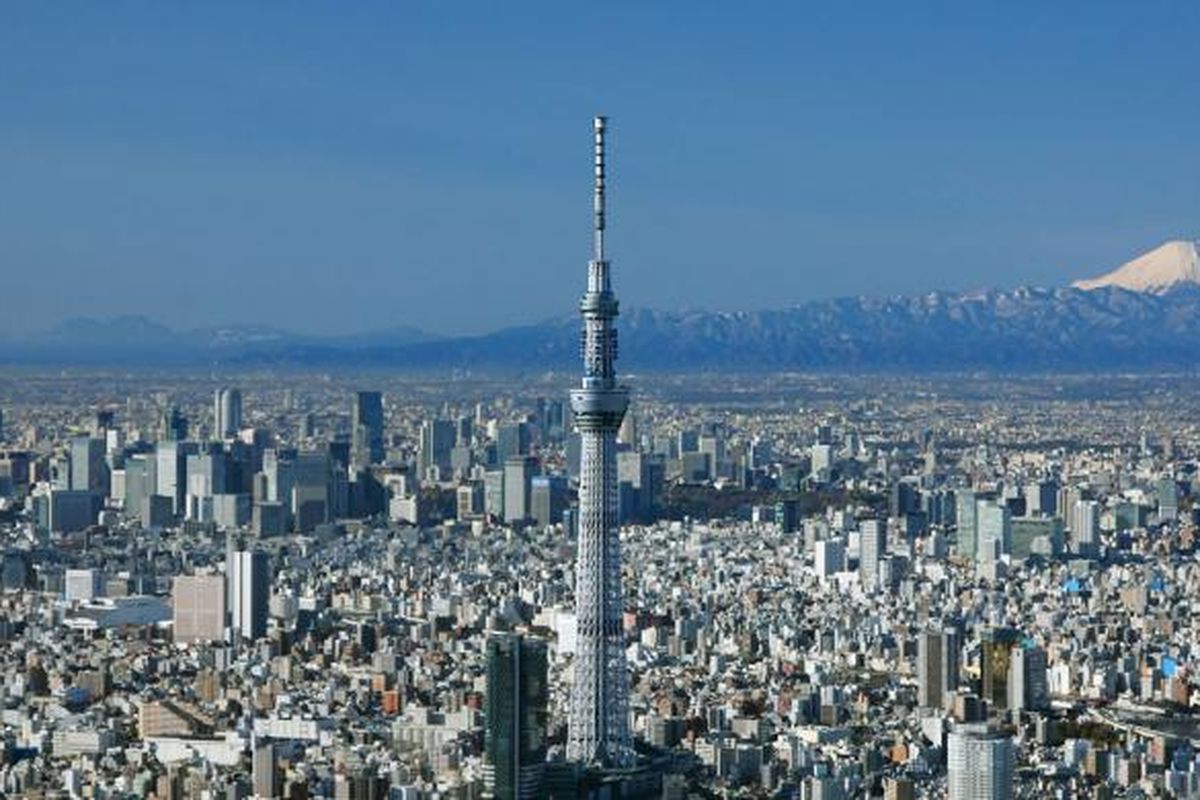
[6,241,1200,371]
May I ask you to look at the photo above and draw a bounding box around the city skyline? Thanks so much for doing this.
[3,4,1200,337]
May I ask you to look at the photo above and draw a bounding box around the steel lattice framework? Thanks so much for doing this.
[565,116,635,769]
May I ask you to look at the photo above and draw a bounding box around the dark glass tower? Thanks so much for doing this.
[485,634,548,799]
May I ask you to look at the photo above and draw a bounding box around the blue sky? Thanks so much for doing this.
[2,2,1198,336]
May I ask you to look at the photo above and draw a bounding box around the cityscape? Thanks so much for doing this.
[5,5,1200,800]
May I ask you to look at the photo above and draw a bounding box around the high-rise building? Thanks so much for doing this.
[65,568,104,603]
[173,574,227,643]
[980,627,1022,710]
[955,489,977,560]
[530,475,567,528]
[352,391,385,466]
[156,441,187,515]
[253,740,278,799]
[976,501,1011,562]
[859,518,885,590]
[419,418,457,479]
[485,634,548,800]
[1008,643,1049,712]
[1069,499,1100,558]
[1157,476,1179,521]
[947,724,1013,800]
[226,545,269,641]
[503,456,537,525]
[496,422,531,464]
[566,116,635,769]
[214,387,242,439]
[70,436,109,497]
[917,627,960,710]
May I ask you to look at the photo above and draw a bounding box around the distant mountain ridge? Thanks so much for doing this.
[7,241,1200,371]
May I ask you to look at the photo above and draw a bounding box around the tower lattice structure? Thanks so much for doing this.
[565,115,634,769]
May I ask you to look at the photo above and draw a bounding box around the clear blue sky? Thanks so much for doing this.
[2,2,1198,336]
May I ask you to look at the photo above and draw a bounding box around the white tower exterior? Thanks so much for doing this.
[947,724,1013,800]
[566,115,634,768]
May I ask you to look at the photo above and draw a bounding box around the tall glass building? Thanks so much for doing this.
[485,634,548,800]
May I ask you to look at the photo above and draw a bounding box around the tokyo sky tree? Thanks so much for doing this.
[566,115,635,769]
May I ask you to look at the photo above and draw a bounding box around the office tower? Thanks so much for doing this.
[503,455,536,525]
[214,387,242,438]
[890,480,920,519]
[485,634,548,799]
[64,569,103,603]
[1008,643,1049,712]
[1157,476,1179,521]
[947,724,1013,800]
[484,470,506,520]
[253,741,278,799]
[173,575,227,643]
[419,418,457,479]
[530,475,567,528]
[47,489,102,533]
[352,391,384,466]
[1024,480,1058,517]
[815,538,845,580]
[162,405,188,442]
[70,436,109,496]
[456,482,485,521]
[917,627,960,710]
[810,443,833,479]
[496,421,531,464]
[1069,499,1100,557]
[980,627,1022,710]
[859,518,885,590]
[227,545,269,641]
[955,489,978,559]
[185,451,228,521]
[566,116,634,769]
[156,441,186,515]
[976,501,1011,562]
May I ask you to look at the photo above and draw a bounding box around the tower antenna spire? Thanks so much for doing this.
[593,115,606,263]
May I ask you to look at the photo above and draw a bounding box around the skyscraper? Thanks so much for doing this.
[1069,498,1100,558]
[859,518,885,590]
[917,627,960,710]
[226,544,269,641]
[214,387,242,439]
[69,436,109,497]
[352,391,384,466]
[955,489,978,560]
[947,724,1013,800]
[1008,643,1049,712]
[566,116,634,769]
[485,634,548,800]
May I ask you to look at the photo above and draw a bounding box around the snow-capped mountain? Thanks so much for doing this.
[1073,240,1200,294]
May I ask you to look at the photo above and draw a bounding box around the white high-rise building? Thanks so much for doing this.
[214,387,242,439]
[976,500,1011,562]
[947,724,1013,800]
[1070,499,1100,557]
[858,518,885,590]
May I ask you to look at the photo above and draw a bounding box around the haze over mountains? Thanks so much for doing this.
[7,241,1200,371]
